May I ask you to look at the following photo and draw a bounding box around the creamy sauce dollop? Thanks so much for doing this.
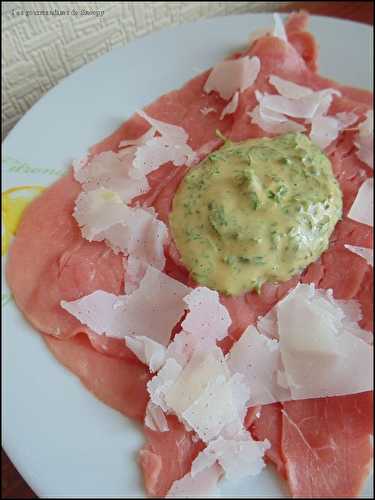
[170,133,342,295]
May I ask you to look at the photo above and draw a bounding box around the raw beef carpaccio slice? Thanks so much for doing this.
[281,392,373,498]
[6,12,373,499]
[43,333,150,420]
[139,415,205,497]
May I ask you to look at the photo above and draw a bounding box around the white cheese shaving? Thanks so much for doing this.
[227,284,373,405]
[73,150,149,203]
[61,265,191,346]
[182,287,231,348]
[144,401,169,432]
[166,464,221,498]
[220,91,239,120]
[249,104,305,134]
[166,330,199,367]
[252,80,343,145]
[130,111,196,176]
[344,244,373,267]
[204,56,260,100]
[61,290,125,338]
[272,13,288,42]
[348,178,374,227]
[148,347,248,443]
[74,189,168,271]
[148,358,183,412]
[355,110,373,168]
[123,255,146,294]
[181,372,249,443]
[121,286,232,373]
[73,187,128,241]
[310,115,342,150]
[310,112,359,150]
[257,307,278,339]
[125,336,167,373]
[260,89,340,119]
[191,433,270,481]
[277,284,373,399]
[269,75,313,99]
[226,325,285,406]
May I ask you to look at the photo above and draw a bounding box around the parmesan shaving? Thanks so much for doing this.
[182,287,231,348]
[220,91,239,120]
[260,89,340,119]
[226,325,285,406]
[344,244,373,267]
[277,284,373,399]
[227,284,373,405]
[116,111,197,178]
[348,178,373,227]
[61,290,125,338]
[144,401,169,432]
[269,75,313,99]
[310,115,341,150]
[191,433,270,481]
[355,110,373,168]
[249,104,305,134]
[74,189,168,272]
[252,82,342,142]
[148,347,248,443]
[123,255,146,294]
[204,56,260,100]
[166,464,221,498]
[148,358,183,412]
[61,265,191,346]
[125,336,167,373]
[73,150,149,203]
[310,112,359,150]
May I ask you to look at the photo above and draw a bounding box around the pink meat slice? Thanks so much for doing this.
[139,415,205,497]
[43,333,150,421]
[5,13,373,498]
[281,392,373,498]
[250,403,287,478]
[6,172,125,339]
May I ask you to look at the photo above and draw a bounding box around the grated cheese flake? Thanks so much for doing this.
[62,265,191,346]
[347,178,373,227]
[204,56,260,101]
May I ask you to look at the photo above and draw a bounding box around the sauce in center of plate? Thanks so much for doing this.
[170,133,342,295]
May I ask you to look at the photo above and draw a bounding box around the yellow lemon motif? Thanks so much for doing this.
[1,186,45,256]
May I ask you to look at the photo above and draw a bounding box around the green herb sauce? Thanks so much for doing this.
[170,133,342,295]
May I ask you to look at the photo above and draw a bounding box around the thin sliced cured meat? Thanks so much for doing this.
[5,13,373,499]
[43,333,150,421]
[285,11,319,72]
[250,403,286,478]
[319,247,369,300]
[139,415,205,497]
[6,172,124,339]
[355,269,374,332]
[281,392,373,498]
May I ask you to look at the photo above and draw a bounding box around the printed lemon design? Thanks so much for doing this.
[2,186,44,256]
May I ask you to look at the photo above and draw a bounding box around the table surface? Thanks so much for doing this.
[2,1,373,498]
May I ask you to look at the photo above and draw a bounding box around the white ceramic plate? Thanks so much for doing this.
[2,13,373,499]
